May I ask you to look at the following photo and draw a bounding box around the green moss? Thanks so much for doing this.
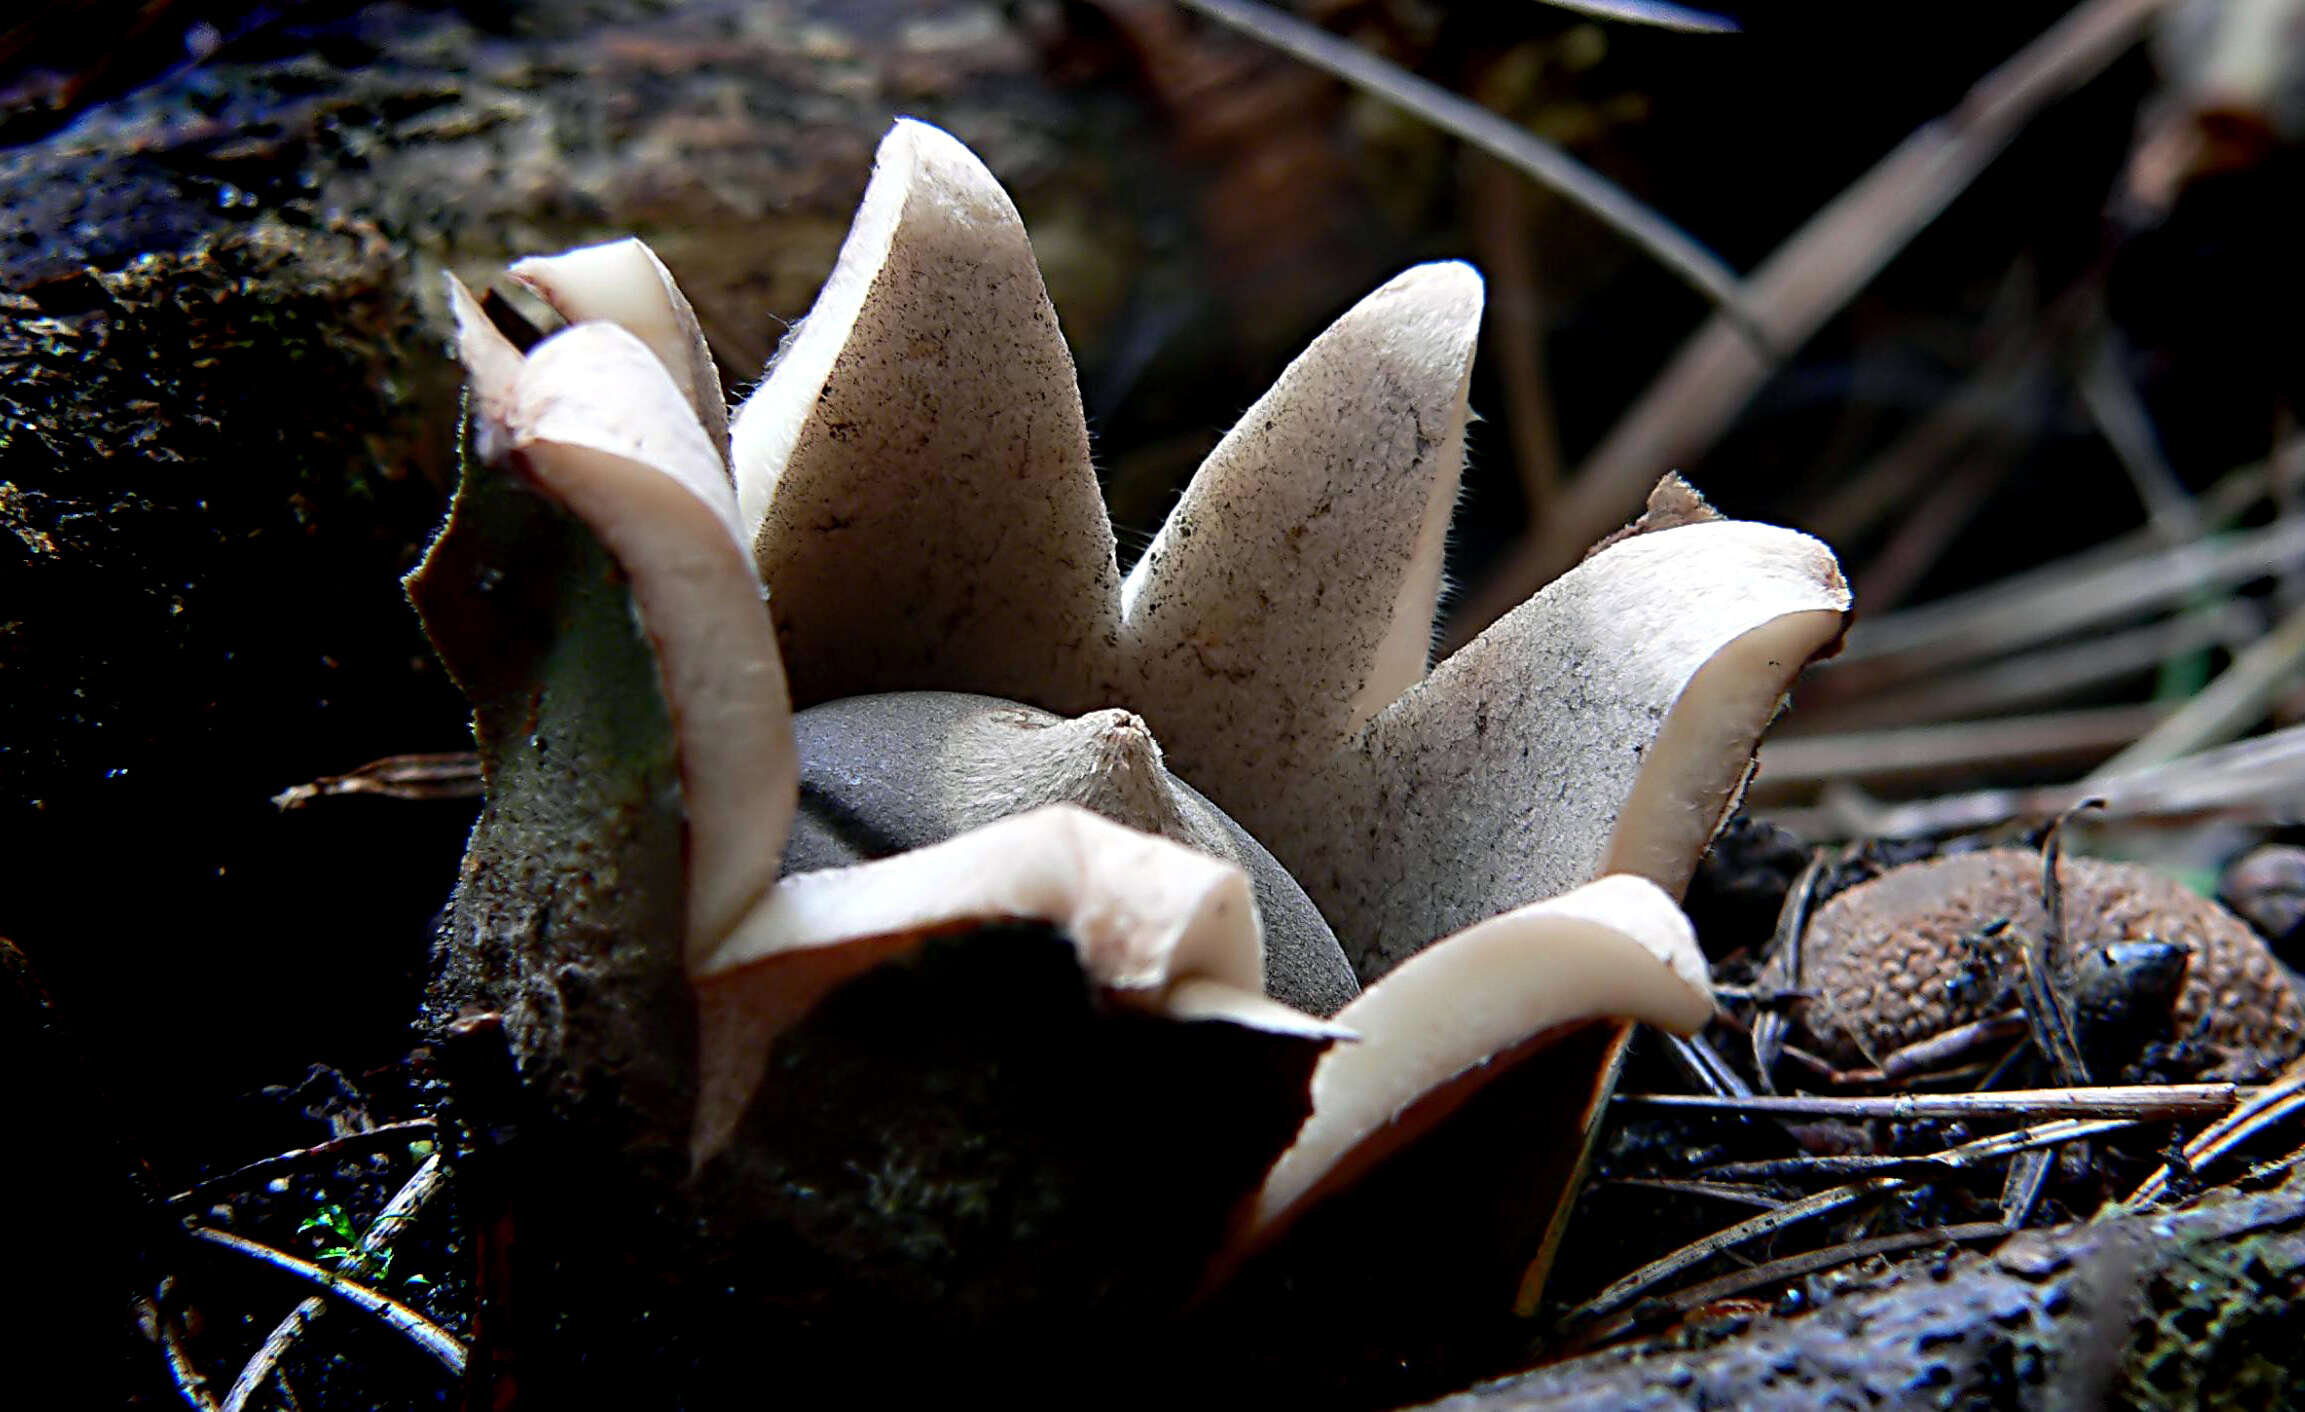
[2120,1223,2305,1409]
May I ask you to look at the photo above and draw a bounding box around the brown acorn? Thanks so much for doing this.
[1787,849,2305,1076]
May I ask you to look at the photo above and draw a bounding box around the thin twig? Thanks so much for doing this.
[1665,1031,1753,1099]
[1574,1221,2006,1346]
[1805,273,2081,547]
[272,753,482,810]
[1173,0,1754,326]
[1817,515,2305,684]
[1619,1084,2247,1123]
[1798,604,2254,733]
[1705,1117,2141,1182]
[1752,851,1827,1093]
[185,1226,466,1376]
[1997,1146,2055,1228]
[1876,1012,2031,1082]
[221,1155,449,1412]
[1605,1176,1788,1210]
[1453,0,2178,635]
[1569,1176,1911,1323]
[1533,0,1738,32]
[1467,148,1567,521]
[135,1289,223,1412]
[169,1121,436,1210]
[2126,1059,2305,1208]
[2078,325,2202,545]
[1804,436,2305,723]
[2019,810,2099,1087]
[1849,447,2022,616]
[1803,720,2305,840]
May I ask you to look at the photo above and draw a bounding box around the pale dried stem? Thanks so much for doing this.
[1751,703,2171,798]
[2077,326,2202,545]
[221,1155,449,1412]
[1781,719,2305,840]
[2087,597,2305,778]
[1797,605,2253,733]
[272,755,483,810]
[1569,1175,1911,1323]
[1707,1117,2143,1183]
[1816,515,2305,687]
[168,1121,436,1210]
[1851,447,2019,615]
[1172,0,1751,321]
[1453,0,2179,641]
[2125,1058,2305,1208]
[1571,1221,2007,1346]
[1620,1083,2248,1122]
[185,1226,465,1377]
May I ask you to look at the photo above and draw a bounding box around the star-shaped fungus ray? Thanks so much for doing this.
[1306,499,1852,979]
[1120,260,1480,838]
[1242,873,1710,1251]
[730,119,1122,716]
[510,238,731,467]
[441,277,788,960]
[732,120,1852,983]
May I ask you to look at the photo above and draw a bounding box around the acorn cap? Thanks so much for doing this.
[1791,848,2305,1069]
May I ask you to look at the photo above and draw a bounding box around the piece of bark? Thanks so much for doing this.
[1418,1173,2305,1411]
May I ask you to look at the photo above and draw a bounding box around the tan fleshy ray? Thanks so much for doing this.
[1220,873,1709,1267]
[731,119,1121,714]
[692,804,1345,1163]
[1293,514,1851,980]
[450,302,797,959]
[1120,262,1482,841]
[509,238,731,467]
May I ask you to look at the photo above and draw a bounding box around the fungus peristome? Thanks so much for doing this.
[415,117,1851,1323]
[1790,848,2305,1073]
[782,691,1360,1017]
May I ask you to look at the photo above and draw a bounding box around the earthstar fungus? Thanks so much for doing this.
[412,117,1850,1356]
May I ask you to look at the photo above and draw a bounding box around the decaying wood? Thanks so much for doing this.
[1418,1170,2305,1411]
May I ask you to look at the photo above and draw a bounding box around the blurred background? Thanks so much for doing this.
[5,0,2304,1197]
